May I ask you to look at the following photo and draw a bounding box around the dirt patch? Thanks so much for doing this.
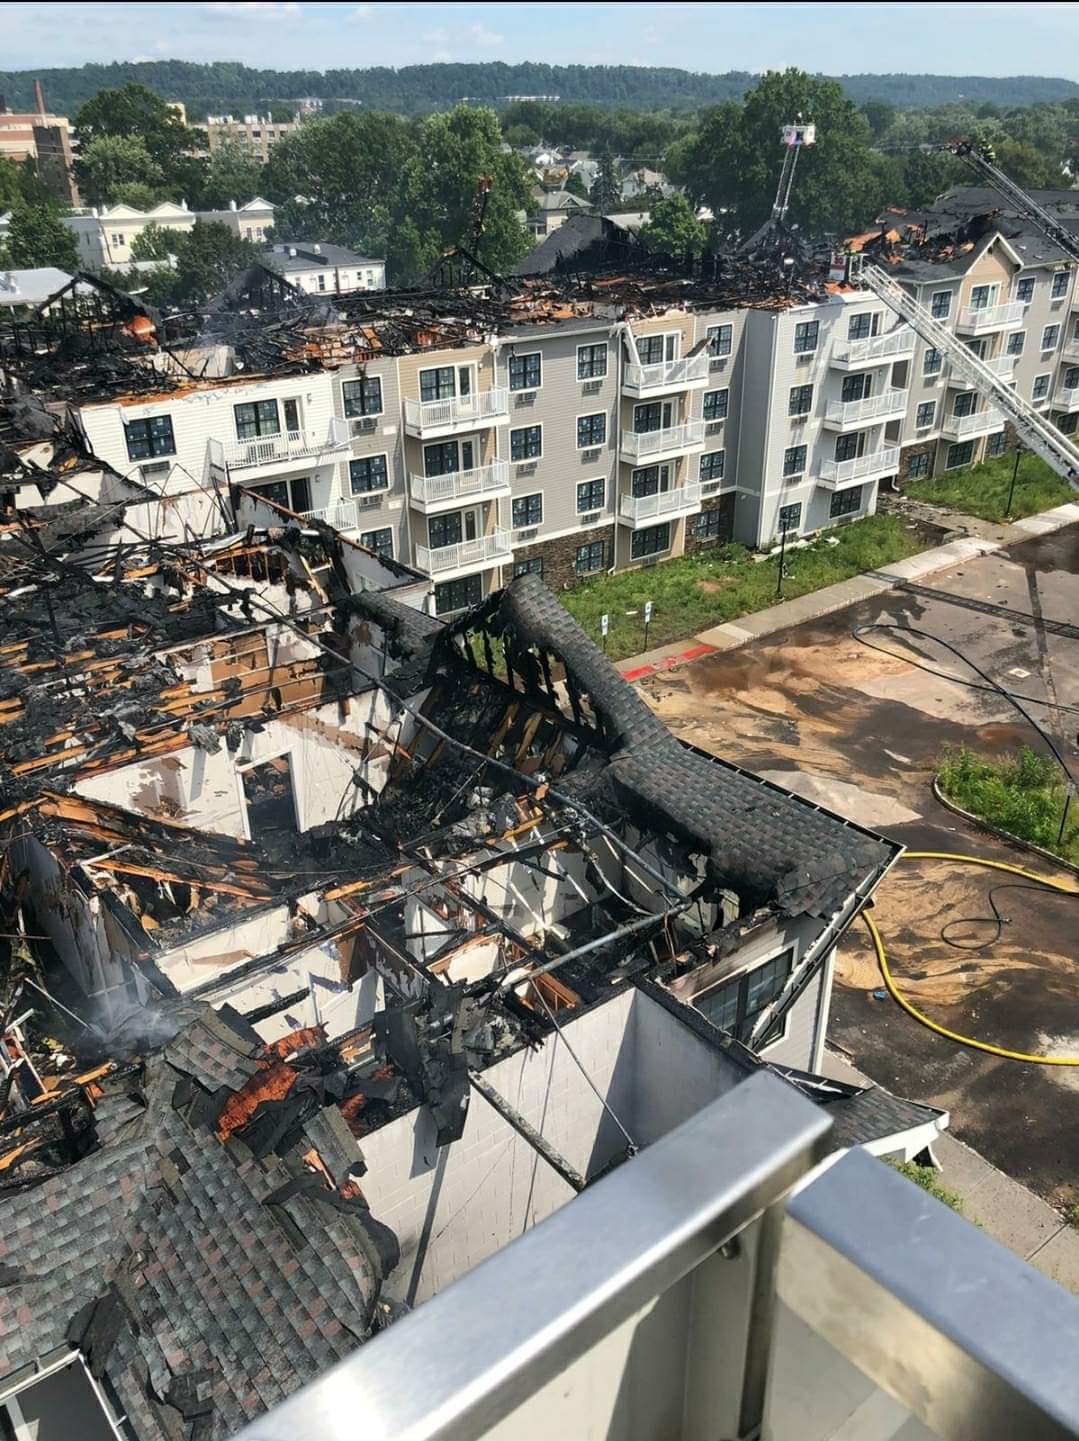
[696,576,738,595]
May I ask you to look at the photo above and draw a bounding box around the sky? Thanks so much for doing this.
[4,1,1079,78]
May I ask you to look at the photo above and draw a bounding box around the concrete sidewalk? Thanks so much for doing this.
[824,1046,1079,1294]
[616,500,1079,681]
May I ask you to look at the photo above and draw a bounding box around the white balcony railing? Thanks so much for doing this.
[621,419,706,461]
[1062,340,1079,363]
[303,499,364,530]
[1052,385,1079,412]
[618,482,702,524]
[941,406,1006,438]
[413,529,512,575]
[222,417,350,471]
[830,326,915,368]
[408,461,510,509]
[957,300,1025,333]
[623,354,711,394]
[817,446,900,488]
[403,388,508,435]
[984,353,1017,378]
[822,389,907,429]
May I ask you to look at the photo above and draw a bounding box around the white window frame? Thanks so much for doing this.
[348,451,391,495]
[508,350,543,393]
[1032,373,1051,402]
[1040,324,1061,351]
[576,341,609,380]
[576,476,606,513]
[341,374,384,420]
[1015,276,1037,305]
[699,449,726,484]
[359,526,395,560]
[929,290,952,319]
[510,422,543,463]
[915,400,936,430]
[511,490,544,530]
[635,329,681,366]
[575,409,608,451]
[703,387,729,422]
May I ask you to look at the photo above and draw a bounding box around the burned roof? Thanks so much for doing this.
[0,1005,400,1441]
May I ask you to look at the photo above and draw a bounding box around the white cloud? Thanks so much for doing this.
[469,21,504,47]
[203,2,301,15]
[350,3,373,17]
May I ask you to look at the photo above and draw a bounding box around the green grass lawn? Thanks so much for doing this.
[562,514,926,662]
[937,745,1078,866]
[904,452,1074,523]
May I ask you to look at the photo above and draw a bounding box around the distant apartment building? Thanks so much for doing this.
[206,113,299,163]
[0,81,78,205]
[64,198,276,270]
[262,242,385,294]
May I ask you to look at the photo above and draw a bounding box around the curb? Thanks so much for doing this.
[931,777,1079,880]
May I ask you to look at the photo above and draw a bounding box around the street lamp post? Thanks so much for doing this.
[1005,445,1022,519]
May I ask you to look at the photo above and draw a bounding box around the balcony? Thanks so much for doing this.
[232,1074,1079,1441]
[217,417,350,476]
[622,354,711,397]
[618,481,702,526]
[302,498,372,531]
[940,406,1006,440]
[1052,384,1079,413]
[956,300,1025,335]
[413,528,513,578]
[822,388,907,432]
[621,419,706,465]
[403,388,508,440]
[408,461,511,514]
[829,325,915,370]
[817,445,900,490]
[1062,339,1079,363]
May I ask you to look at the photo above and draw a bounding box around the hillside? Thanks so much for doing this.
[1,61,1077,120]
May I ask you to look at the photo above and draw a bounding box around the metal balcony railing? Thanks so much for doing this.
[957,300,1025,333]
[830,326,915,367]
[941,407,1006,438]
[623,354,711,393]
[618,482,702,523]
[232,1073,1079,1441]
[404,388,508,433]
[408,461,510,508]
[303,499,364,530]
[413,529,512,575]
[823,389,907,427]
[221,417,350,471]
[818,446,900,487]
[621,420,706,461]
[1052,384,1079,412]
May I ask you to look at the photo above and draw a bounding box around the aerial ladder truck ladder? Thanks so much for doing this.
[856,258,1079,488]
[942,138,1079,267]
[737,121,817,253]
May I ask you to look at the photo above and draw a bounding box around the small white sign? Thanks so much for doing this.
[600,613,609,637]
[644,600,653,625]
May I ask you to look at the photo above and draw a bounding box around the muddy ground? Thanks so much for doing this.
[645,523,1079,1206]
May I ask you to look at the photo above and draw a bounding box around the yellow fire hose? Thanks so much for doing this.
[863,850,1079,1066]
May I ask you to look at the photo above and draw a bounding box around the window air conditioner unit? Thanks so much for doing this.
[579,511,600,525]
[351,418,377,436]
[709,358,727,372]
[515,527,539,541]
[357,495,382,509]
[140,462,170,481]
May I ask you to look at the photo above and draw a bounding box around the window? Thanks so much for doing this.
[631,465,668,497]
[700,450,725,483]
[946,440,975,469]
[342,375,383,417]
[111,233,125,246]
[349,454,389,493]
[1007,330,1026,357]
[234,399,280,439]
[953,391,976,418]
[434,574,483,615]
[509,351,541,391]
[634,401,671,433]
[360,527,393,558]
[577,343,608,379]
[1033,373,1051,401]
[783,445,806,478]
[513,557,544,578]
[707,323,732,357]
[703,388,729,421]
[577,477,605,512]
[693,508,725,543]
[576,540,606,574]
[637,335,666,365]
[1016,276,1036,304]
[317,273,327,291]
[124,414,176,461]
[986,431,1008,457]
[778,501,801,533]
[923,347,943,376]
[631,523,671,559]
[788,383,813,417]
[577,412,607,449]
[930,291,952,319]
[830,485,863,518]
[510,425,542,461]
[512,493,543,528]
[793,320,819,354]
[968,284,993,312]
[841,373,870,403]
[908,452,930,479]
[1059,411,1079,435]
[834,433,862,463]
[420,366,456,402]
[1042,324,1061,351]
[916,400,936,429]
[250,476,310,514]
[1052,271,1070,299]
[847,312,874,340]
[694,950,794,1043]
[1064,365,1079,391]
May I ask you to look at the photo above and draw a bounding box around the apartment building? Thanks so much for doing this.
[64,197,276,270]
[0,83,78,206]
[206,112,300,163]
[262,241,386,293]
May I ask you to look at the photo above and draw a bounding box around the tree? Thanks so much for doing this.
[270,104,296,124]
[6,206,80,270]
[639,194,707,258]
[589,152,621,212]
[994,140,1061,189]
[902,149,963,208]
[0,157,22,213]
[196,139,266,210]
[143,221,258,307]
[131,222,178,261]
[860,99,896,141]
[564,170,589,200]
[76,134,166,207]
[75,83,207,201]
[667,70,891,239]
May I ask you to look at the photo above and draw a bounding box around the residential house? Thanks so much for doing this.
[526,189,592,239]
[63,198,276,270]
[262,241,386,294]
